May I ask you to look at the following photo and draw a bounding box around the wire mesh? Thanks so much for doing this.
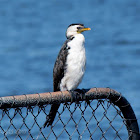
[0,88,139,140]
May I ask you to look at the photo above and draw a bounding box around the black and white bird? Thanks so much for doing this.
[44,23,90,128]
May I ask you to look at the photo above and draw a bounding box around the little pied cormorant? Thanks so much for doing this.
[44,23,91,128]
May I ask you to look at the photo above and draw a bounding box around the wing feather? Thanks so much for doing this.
[53,40,69,91]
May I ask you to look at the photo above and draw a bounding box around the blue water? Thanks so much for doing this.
[0,0,140,139]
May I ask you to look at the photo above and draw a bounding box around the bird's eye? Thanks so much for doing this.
[77,27,82,30]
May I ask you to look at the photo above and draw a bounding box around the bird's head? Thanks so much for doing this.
[66,23,91,39]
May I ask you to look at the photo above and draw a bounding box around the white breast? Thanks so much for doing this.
[60,34,86,91]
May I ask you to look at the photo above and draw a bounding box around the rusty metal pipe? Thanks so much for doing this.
[0,88,118,108]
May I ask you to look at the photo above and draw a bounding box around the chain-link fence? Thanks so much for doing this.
[0,88,139,140]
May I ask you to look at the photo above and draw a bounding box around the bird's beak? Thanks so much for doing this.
[78,27,91,33]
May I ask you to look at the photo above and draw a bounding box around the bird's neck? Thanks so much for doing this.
[68,34,85,49]
[74,34,85,42]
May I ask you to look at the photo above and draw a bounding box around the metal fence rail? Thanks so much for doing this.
[0,88,139,140]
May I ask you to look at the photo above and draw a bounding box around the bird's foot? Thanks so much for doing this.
[69,89,86,103]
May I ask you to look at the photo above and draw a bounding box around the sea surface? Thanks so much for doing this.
[0,0,140,139]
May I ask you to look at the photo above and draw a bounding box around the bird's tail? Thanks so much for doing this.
[44,104,60,128]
